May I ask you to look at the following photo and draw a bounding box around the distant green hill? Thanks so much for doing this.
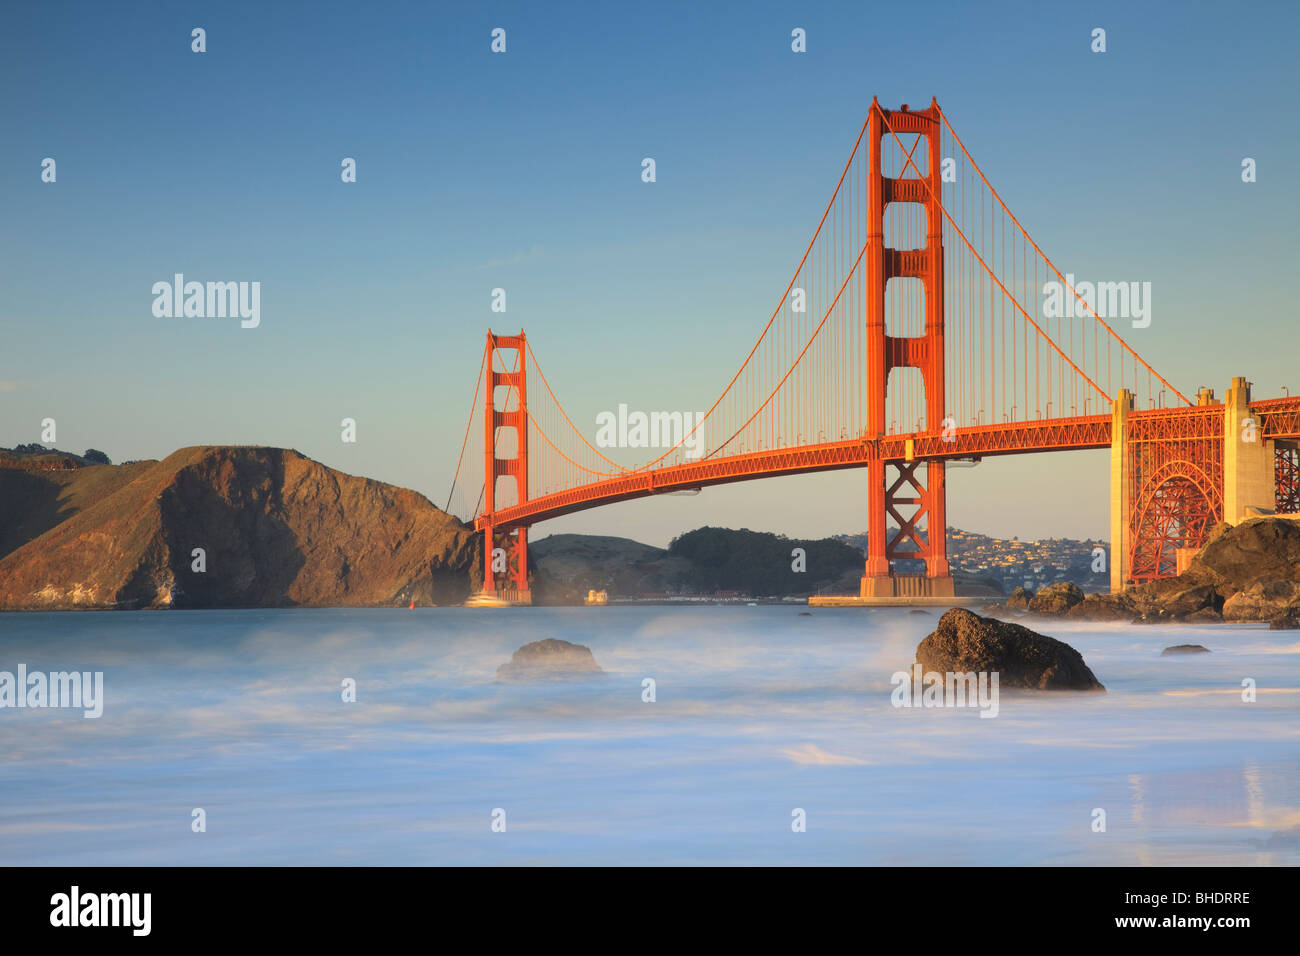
[530,526,863,602]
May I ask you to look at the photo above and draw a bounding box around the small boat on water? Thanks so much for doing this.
[464,591,511,608]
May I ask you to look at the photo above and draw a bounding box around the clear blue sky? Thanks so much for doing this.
[2,0,1296,547]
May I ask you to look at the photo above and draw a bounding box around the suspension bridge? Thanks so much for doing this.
[446,97,1300,604]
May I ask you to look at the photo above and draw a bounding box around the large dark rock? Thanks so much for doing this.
[1027,581,1084,616]
[497,638,605,681]
[916,608,1105,691]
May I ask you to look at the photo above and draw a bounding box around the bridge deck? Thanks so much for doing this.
[479,413,1115,529]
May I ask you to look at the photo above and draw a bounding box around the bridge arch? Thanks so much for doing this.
[1128,459,1222,582]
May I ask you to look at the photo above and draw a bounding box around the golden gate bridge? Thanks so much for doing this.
[446,98,1300,604]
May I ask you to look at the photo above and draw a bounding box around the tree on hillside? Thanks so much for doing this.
[83,449,111,465]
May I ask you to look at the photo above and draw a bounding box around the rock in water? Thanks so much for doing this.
[1162,644,1211,655]
[1222,580,1300,622]
[1027,582,1084,616]
[1270,607,1300,630]
[916,608,1105,691]
[1067,592,1132,621]
[497,638,605,681]
[1005,586,1034,611]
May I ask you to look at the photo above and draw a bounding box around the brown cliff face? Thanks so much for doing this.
[0,446,479,609]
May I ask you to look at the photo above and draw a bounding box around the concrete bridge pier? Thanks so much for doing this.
[1223,377,1276,523]
[1109,388,1134,592]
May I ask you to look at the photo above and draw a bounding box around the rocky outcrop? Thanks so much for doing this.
[0,446,480,609]
[1005,586,1033,611]
[1181,518,1300,593]
[1006,518,1300,625]
[1270,607,1300,630]
[1066,592,1132,621]
[496,639,605,681]
[1027,582,1083,615]
[1161,583,1223,618]
[915,608,1104,691]
[1221,580,1300,622]
[1124,579,1224,621]
[1162,644,1210,655]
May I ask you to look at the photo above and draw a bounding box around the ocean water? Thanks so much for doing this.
[0,606,1296,866]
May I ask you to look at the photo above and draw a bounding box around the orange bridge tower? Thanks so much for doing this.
[860,98,954,598]
[481,331,530,602]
